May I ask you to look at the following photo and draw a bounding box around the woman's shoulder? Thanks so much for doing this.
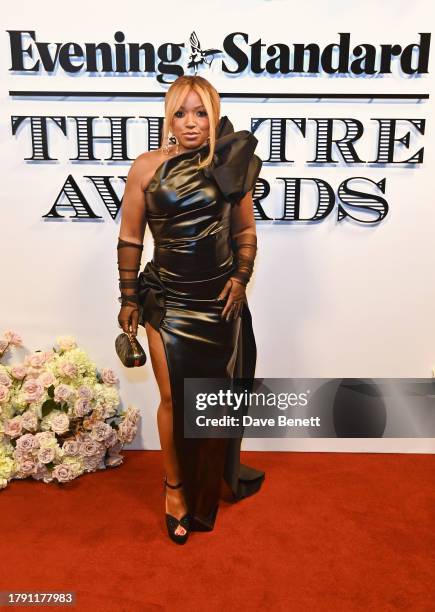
[135,145,180,166]
[131,148,168,191]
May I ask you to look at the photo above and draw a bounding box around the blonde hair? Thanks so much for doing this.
[161,75,221,170]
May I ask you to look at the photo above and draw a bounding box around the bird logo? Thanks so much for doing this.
[187,31,222,72]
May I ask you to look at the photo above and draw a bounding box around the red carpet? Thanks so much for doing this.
[1,451,434,611]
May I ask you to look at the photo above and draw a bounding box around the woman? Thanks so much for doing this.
[117,75,265,544]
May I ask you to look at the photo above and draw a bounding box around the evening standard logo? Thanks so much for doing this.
[7,31,431,85]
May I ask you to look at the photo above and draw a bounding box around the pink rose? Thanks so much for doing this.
[38,371,56,388]
[50,412,70,435]
[21,410,38,432]
[16,433,39,453]
[17,458,36,475]
[0,371,12,387]
[105,429,118,448]
[118,421,136,444]
[59,362,78,378]
[90,422,112,442]
[52,463,75,483]
[0,339,8,354]
[54,384,72,403]
[37,447,55,464]
[25,352,47,369]
[62,439,79,456]
[77,386,93,401]
[0,385,10,404]
[74,398,92,417]
[11,364,27,380]
[5,416,23,438]
[3,330,23,346]
[124,406,140,426]
[101,368,119,385]
[22,379,45,403]
[13,445,29,460]
[79,437,101,457]
[83,453,105,472]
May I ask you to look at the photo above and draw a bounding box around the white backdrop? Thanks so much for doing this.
[1,0,434,452]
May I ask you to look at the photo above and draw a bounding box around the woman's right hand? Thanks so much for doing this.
[118,305,139,336]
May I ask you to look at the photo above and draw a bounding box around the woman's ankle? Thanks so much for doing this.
[166,488,187,515]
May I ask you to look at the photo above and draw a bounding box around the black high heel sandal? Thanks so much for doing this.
[163,477,190,545]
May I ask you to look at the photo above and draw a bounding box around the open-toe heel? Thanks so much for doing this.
[163,477,190,545]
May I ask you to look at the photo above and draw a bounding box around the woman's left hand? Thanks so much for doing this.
[217,277,246,321]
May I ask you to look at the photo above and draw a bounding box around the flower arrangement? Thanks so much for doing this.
[0,330,140,489]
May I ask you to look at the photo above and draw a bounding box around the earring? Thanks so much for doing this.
[162,133,179,156]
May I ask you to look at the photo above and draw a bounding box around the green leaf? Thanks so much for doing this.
[47,385,55,398]
[41,398,57,418]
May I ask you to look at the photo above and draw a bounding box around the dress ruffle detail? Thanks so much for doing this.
[202,115,262,205]
[137,261,166,331]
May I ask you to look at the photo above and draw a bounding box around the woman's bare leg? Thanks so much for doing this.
[145,322,188,536]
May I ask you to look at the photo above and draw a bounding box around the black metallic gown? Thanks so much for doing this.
[137,115,265,531]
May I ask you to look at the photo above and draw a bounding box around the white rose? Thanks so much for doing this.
[38,447,55,464]
[49,412,70,435]
[56,336,77,351]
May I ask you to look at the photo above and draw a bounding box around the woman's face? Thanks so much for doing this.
[170,89,210,150]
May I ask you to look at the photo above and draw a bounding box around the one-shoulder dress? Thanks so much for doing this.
[137,115,265,531]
